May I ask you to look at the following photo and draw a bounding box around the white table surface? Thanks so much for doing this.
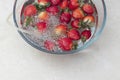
[0,0,120,80]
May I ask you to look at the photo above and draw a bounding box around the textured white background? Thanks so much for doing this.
[0,0,120,80]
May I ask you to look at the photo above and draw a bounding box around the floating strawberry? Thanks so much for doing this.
[70,0,78,3]
[50,0,60,6]
[68,29,81,40]
[81,30,91,42]
[44,40,55,51]
[72,8,84,19]
[82,3,94,14]
[24,4,37,16]
[54,24,68,35]
[71,19,81,29]
[36,22,47,32]
[46,6,59,14]
[38,11,49,20]
[38,0,50,6]
[60,9,71,24]
[60,0,68,9]
[69,0,79,10]
[78,16,95,29]
[58,38,73,51]
[83,15,95,24]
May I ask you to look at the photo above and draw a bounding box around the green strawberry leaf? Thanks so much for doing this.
[79,20,93,29]
[46,2,51,7]
[34,3,46,11]
[88,0,95,6]
[64,8,70,12]
[25,17,33,26]
[72,42,78,50]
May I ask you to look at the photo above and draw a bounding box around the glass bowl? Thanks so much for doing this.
[13,0,107,54]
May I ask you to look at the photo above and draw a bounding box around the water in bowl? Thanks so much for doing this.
[20,0,98,53]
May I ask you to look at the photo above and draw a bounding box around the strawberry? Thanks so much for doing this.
[81,30,91,42]
[82,3,94,14]
[46,6,59,14]
[60,0,68,9]
[72,8,84,19]
[50,0,60,6]
[24,5,37,17]
[68,29,81,40]
[54,24,68,35]
[71,19,80,29]
[58,38,73,51]
[70,0,78,3]
[60,11,71,24]
[38,0,50,6]
[83,15,95,24]
[38,11,49,20]
[69,0,79,10]
[44,40,55,51]
[36,22,47,32]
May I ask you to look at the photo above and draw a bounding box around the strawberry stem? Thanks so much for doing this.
[72,42,78,50]
[81,36,87,43]
[88,0,94,6]
[64,8,70,12]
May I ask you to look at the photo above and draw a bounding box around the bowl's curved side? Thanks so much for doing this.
[80,0,107,51]
[13,0,54,54]
[13,0,107,54]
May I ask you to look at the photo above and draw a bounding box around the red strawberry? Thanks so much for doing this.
[83,15,95,24]
[24,5,37,16]
[54,24,68,35]
[72,8,84,19]
[68,29,81,40]
[60,11,71,24]
[69,0,79,10]
[46,6,59,14]
[60,0,68,9]
[44,40,55,51]
[82,4,94,14]
[38,11,49,20]
[36,22,47,32]
[70,0,78,3]
[50,0,60,6]
[71,19,80,29]
[38,0,50,6]
[58,38,73,51]
[81,30,91,42]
